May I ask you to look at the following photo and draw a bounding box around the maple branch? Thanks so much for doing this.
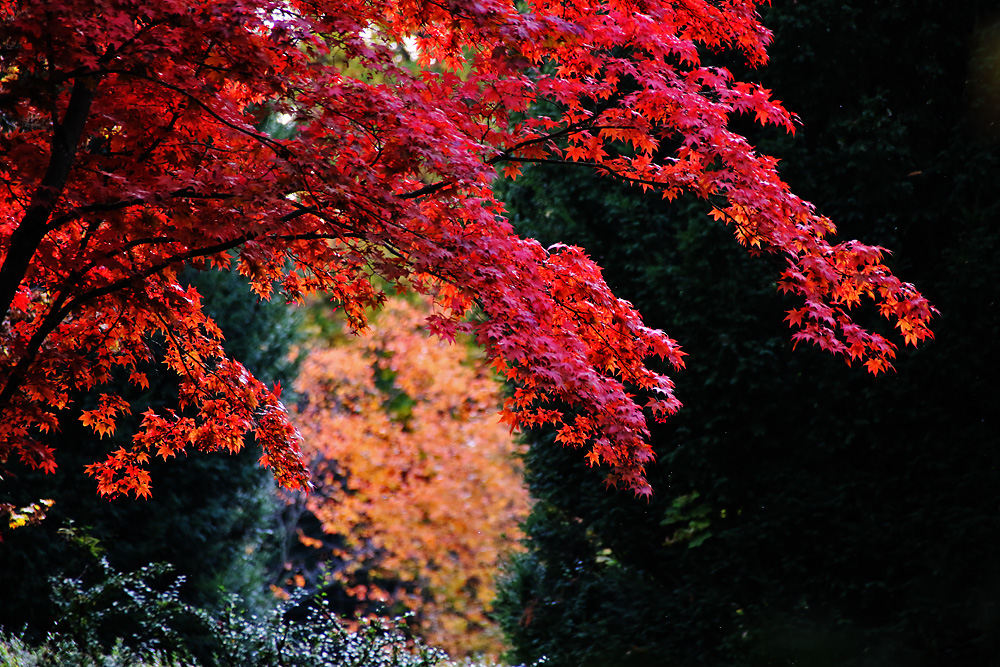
[0,223,345,420]
[103,16,174,63]
[396,181,454,200]
[706,203,770,249]
[0,75,99,323]
[134,102,189,165]
[423,0,478,21]
[127,40,219,165]
[500,156,672,190]
[63,225,352,322]
[146,306,225,406]
[396,120,613,201]
[487,120,613,165]
[102,69,293,160]
[0,276,84,418]
[45,199,146,232]
[45,189,240,232]
[0,231,252,414]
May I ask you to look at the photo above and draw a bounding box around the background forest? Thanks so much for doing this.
[2,0,999,665]
[496,0,1000,665]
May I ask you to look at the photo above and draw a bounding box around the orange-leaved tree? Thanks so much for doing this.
[0,0,935,498]
[286,296,527,658]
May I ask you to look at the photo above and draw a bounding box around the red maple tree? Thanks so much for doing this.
[0,0,935,498]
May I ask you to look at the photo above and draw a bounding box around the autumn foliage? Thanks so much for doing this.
[287,297,527,657]
[0,0,935,497]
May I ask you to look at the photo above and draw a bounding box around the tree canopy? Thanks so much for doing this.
[0,0,934,497]
[287,296,527,658]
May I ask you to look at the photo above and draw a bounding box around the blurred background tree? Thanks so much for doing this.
[495,1,1000,665]
[278,296,528,661]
